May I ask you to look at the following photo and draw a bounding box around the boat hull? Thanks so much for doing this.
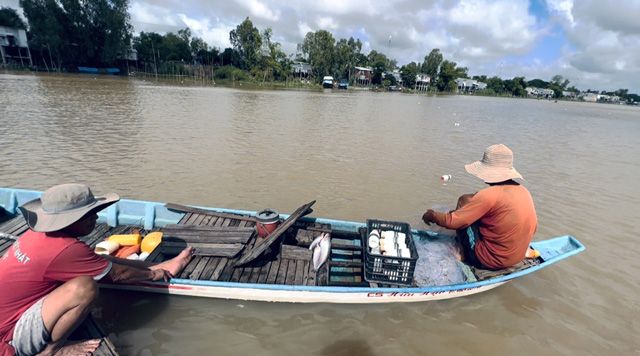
[0,187,585,304]
[100,280,507,303]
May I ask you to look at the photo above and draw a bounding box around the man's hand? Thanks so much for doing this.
[422,209,436,226]
[150,268,174,282]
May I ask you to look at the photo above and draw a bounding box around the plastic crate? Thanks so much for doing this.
[363,219,418,286]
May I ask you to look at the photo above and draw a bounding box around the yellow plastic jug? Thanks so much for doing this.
[107,234,141,246]
[141,232,162,253]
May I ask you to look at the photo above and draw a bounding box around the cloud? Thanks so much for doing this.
[546,0,575,25]
[236,0,280,21]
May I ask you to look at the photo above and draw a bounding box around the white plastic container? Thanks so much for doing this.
[441,174,452,181]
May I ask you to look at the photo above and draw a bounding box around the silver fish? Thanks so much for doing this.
[0,232,18,240]
[309,232,331,271]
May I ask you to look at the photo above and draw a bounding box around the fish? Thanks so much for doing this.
[309,232,331,271]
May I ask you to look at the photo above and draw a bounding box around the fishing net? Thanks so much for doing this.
[413,234,469,287]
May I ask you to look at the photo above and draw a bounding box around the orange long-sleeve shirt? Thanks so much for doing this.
[432,183,537,269]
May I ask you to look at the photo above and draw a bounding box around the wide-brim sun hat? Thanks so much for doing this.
[18,183,120,232]
[465,144,523,183]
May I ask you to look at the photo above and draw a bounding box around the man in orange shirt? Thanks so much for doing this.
[422,144,538,270]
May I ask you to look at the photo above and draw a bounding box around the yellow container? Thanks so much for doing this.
[107,234,141,246]
[141,232,162,254]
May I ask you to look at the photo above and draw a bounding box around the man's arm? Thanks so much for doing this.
[100,260,172,284]
[424,191,493,229]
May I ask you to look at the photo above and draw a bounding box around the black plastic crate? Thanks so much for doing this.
[363,219,419,286]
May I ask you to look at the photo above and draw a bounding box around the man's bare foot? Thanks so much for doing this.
[152,247,194,276]
[39,339,101,356]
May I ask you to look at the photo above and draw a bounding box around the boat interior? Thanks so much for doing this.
[1,201,541,289]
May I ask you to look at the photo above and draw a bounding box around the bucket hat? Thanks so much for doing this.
[464,144,523,183]
[18,183,120,232]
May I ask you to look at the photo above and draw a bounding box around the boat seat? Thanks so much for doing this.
[470,257,542,281]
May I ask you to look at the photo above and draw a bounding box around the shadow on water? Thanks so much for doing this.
[319,338,376,356]
[93,289,171,332]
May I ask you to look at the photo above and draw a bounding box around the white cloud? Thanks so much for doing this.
[546,0,575,25]
[178,14,232,49]
[130,2,179,27]
[316,16,339,30]
[236,0,280,22]
[297,21,313,38]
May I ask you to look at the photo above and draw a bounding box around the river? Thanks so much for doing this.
[1,72,639,355]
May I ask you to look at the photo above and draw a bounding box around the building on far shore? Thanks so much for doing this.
[0,26,32,67]
[455,78,487,92]
[354,66,372,86]
[292,61,312,81]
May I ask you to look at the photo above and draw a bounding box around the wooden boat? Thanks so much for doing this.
[0,187,584,304]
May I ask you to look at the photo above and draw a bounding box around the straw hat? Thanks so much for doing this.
[19,184,120,232]
[465,144,523,183]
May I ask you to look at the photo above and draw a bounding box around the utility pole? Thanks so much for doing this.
[388,35,392,59]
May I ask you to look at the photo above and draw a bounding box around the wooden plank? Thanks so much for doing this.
[265,257,281,284]
[330,243,363,251]
[229,264,245,282]
[188,257,210,280]
[161,243,244,258]
[472,258,540,281]
[285,260,297,285]
[179,256,202,279]
[275,259,289,285]
[248,263,263,283]
[306,261,317,286]
[281,244,313,260]
[257,261,272,284]
[82,223,113,248]
[162,234,251,244]
[0,216,27,234]
[165,203,256,222]
[295,229,317,247]
[293,259,305,285]
[234,201,315,266]
[164,224,254,232]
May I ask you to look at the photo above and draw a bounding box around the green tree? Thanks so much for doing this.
[160,30,191,61]
[334,37,362,82]
[472,75,487,83]
[366,49,388,68]
[20,0,132,68]
[298,30,335,82]
[133,31,163,62]
[258,27,289,81]
[504,76,527,96]
[371,60,387,85]
[437,60,468,91]
[229,17,262,70]
[191,37,219,66]
[527,78,549,88]
[400,62,419,89]
[551,75,570,91]
[486,76,504,94]
[422,48,443,86]
[0,6,27,28]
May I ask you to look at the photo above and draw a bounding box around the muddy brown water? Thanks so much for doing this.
[1,72,639,355]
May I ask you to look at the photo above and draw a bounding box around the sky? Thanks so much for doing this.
[2,0,639,93]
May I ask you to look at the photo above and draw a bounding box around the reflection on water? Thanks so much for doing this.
[2,72,640,355]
